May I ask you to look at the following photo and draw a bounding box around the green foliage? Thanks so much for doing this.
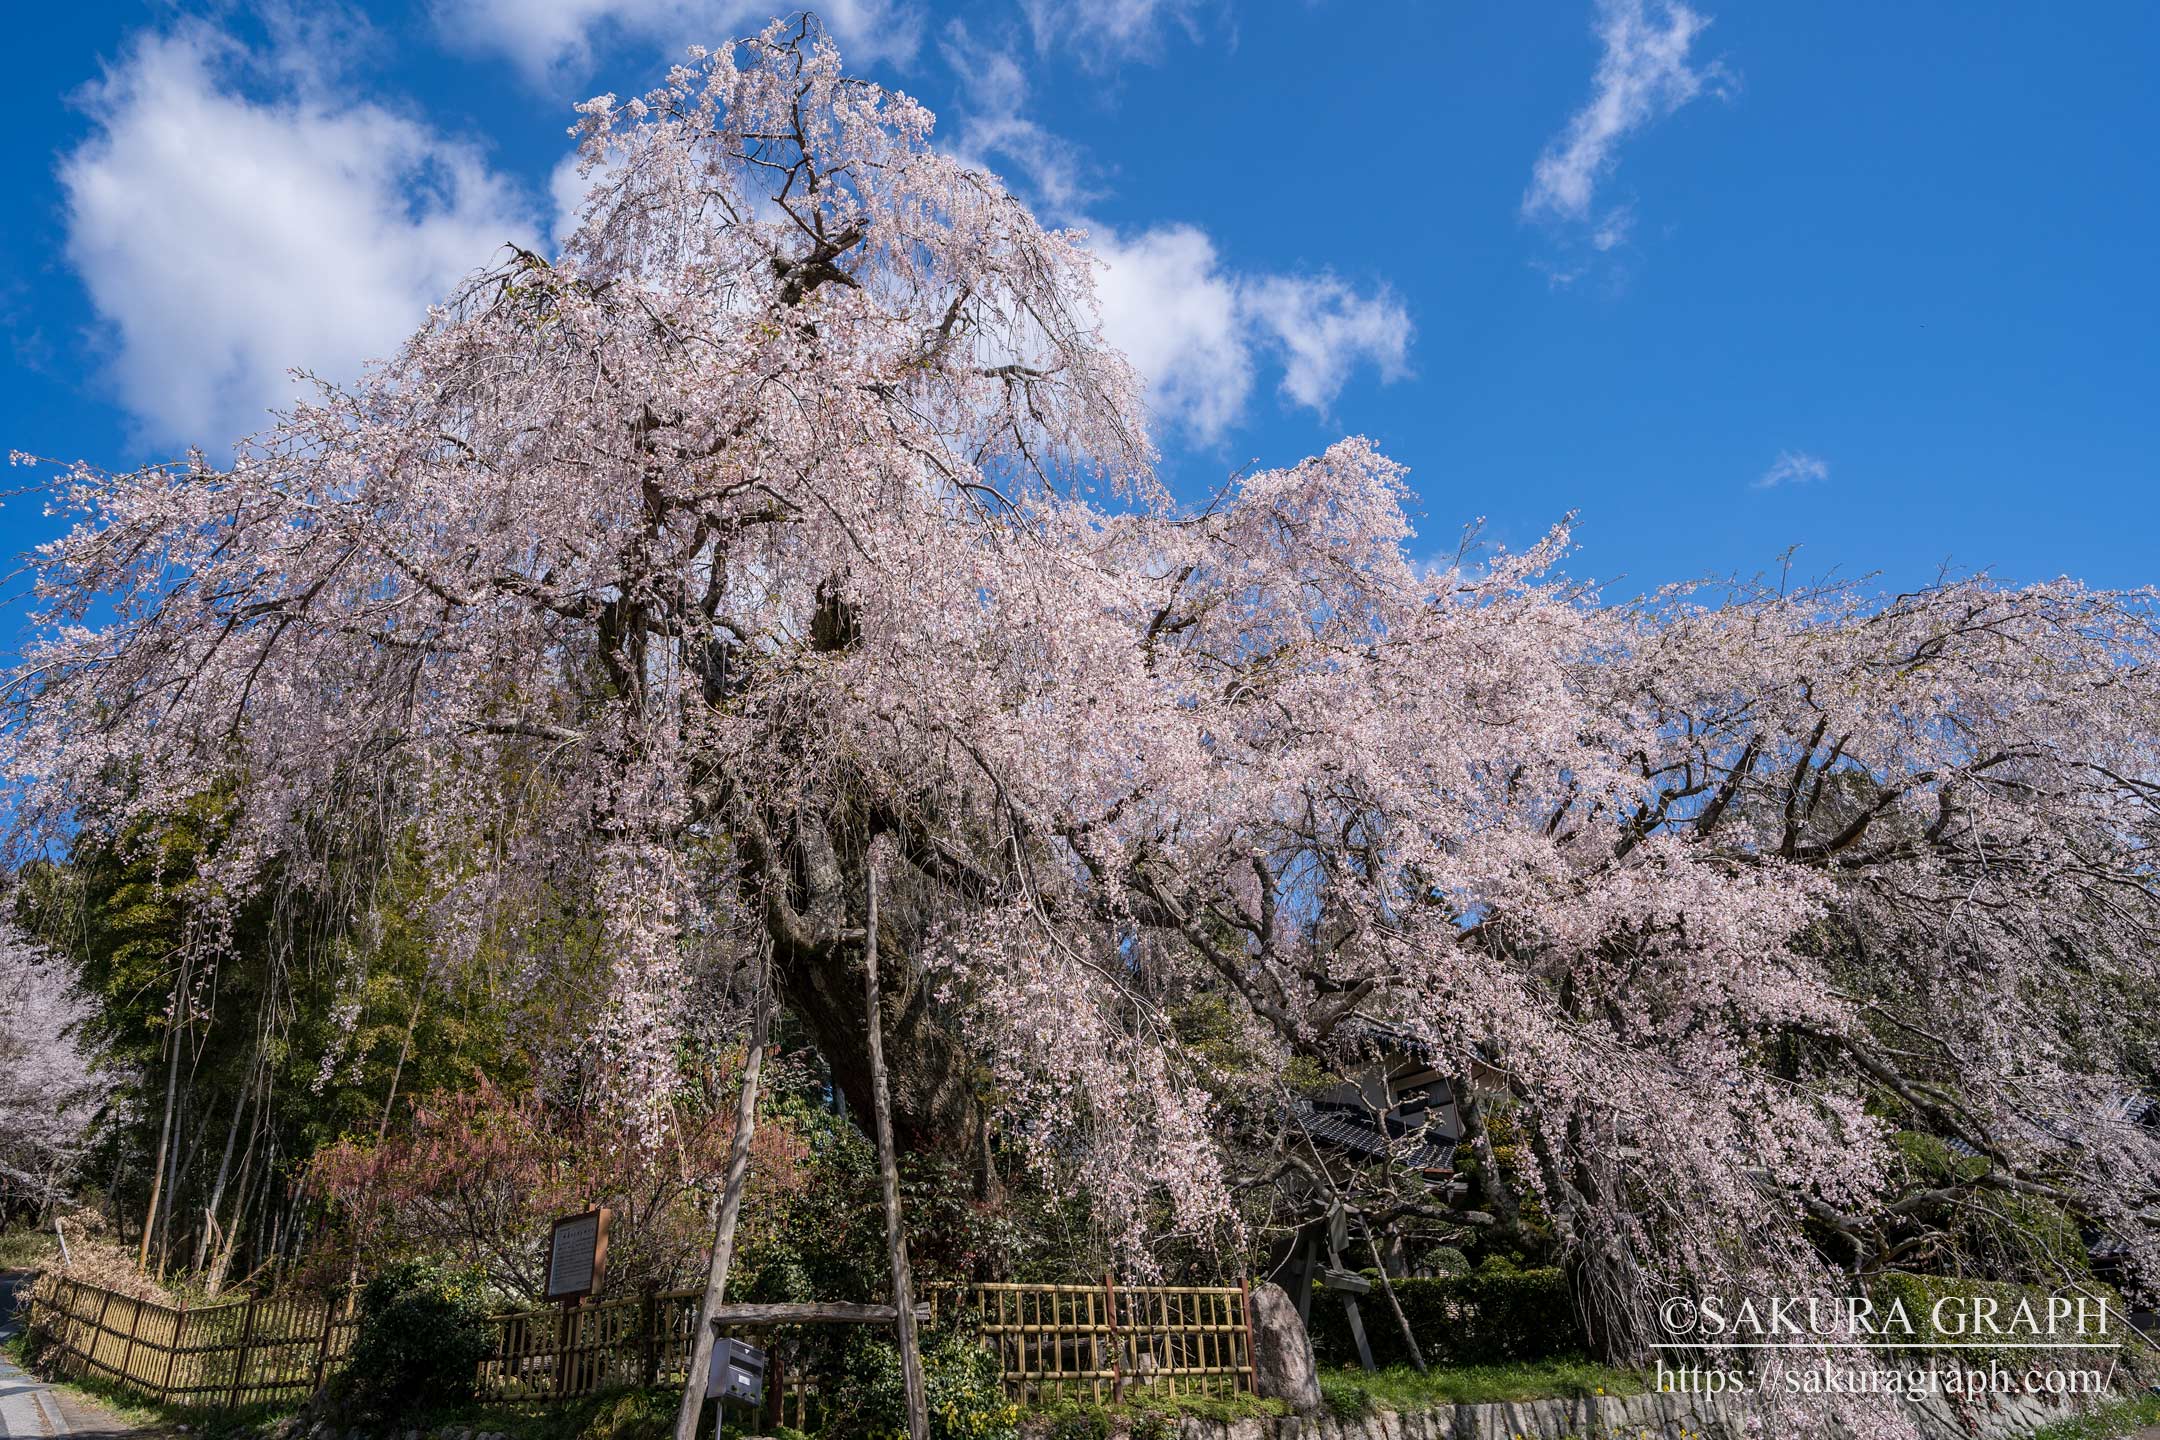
[339,1259,497,1420]
[1028,1388,1282,1439]
[1891,1130,1989,1186]
[826,1327,1020,1440]
[1123,1388,1284,1424]
[0,1226,59,1270]
[1868,1273,2123,1368]
[1423,1246,1469,1277]
[1317,1359,1643,1414]
[14,817,535,1290]
[1306,1268,1582,1368]
[569,1387,678,1440]
[735,1099,1095,1304]
[1036,1399,1111,1440]
[2024,1391,2160,1440]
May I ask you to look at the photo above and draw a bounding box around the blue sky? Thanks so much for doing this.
[4,1,2155,612]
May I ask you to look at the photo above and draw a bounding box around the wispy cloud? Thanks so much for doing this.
[1754,451,1830,489]
[60,22,537,448]
[1019,0,1217,67]
[939,21,1096,212]
[432,0,921,85]
[1524,0,1724,235]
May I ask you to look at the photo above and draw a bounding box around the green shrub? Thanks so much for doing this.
[575,1388,677,1440]
[1036,1400,1110,1440]
[1868,1273,2122,1368]
[1306,1268,1581,1368]
[339,1259,497,1421]
[828,1328,1020,1440]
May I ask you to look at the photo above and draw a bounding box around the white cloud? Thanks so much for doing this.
[1590,203,1635,252]
[433,0,921,85]
[1754,451,1829,489]
[1241,275,1412,413]
[1020,0,1212,66]
[1524,0,1720,224]
[1088,225,1252,441]
[60,24,538,448]
[1086,224,1410,443]
[939,22,1094,212]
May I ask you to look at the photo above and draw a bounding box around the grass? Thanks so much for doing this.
[0,1227,61,1271]
[2025,1389,2160,1440]
[1317,1359,1646,1415]
[1030,1390,1287,1440]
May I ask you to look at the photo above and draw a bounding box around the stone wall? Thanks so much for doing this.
[1125,1386,2105,1440]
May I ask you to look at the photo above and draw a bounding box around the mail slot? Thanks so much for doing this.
[706,1336,768,1404]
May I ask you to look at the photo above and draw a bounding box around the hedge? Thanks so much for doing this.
[1305,1268,1584,1368]
[1869,1273,2123,1367]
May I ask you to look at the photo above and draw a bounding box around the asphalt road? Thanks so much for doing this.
[0,1271,154,1439]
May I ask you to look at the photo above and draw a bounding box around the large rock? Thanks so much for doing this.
[1248,1282,1322,1414]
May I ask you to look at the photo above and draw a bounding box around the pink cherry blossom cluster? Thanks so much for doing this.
[0,922,111,1210]
[5,23,2156,1433]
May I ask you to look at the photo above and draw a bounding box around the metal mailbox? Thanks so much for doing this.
[706,1336,768,1404]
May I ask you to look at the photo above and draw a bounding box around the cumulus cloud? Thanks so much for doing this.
[1524,0,1722,226]
[1087,224,1410,443]
[1754,451,1830,489]
[60,24,537,448]
[433,0,921,85]
[1020,0,1214,66]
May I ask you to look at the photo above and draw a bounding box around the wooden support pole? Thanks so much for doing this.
[866,852,931,1440]
[672,950,774,1440]
[1363,1220,1426,1374]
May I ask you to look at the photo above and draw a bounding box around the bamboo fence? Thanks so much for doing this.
[939,1281,1258,1404]
[29,1276,1256,1414]
[30,1276,359,1408]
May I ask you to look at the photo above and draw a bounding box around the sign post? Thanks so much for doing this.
[546,1207,613,1395]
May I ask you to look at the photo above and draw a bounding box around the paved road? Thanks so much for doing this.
[0,1272,154,1440]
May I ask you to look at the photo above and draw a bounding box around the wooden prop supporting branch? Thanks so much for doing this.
[1362,1219,1426,1374]
[673,951,775,1440]
[867,850,931,1440]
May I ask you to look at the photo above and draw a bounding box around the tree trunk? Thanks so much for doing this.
[865,854,929,1440]
[673,961,774,1440]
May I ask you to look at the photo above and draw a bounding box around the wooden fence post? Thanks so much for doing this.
[118,1297,145,1387]
[312,1299,338,1393]
[763,1350,785,1431]
[1238,1278,1259,1395]
[639,1286,660,1387]
[228,1295,260,1409]
[89,1285,115,1379]
[1103,1272,1123,1401]
[161,1300,185,1404]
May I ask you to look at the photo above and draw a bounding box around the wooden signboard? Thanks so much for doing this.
[545,1208,613,1302]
